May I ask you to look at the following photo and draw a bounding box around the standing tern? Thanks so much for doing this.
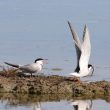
[4,58,47,76]
[68,21,94,78]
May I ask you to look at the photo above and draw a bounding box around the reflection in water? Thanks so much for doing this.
[0,93,72,104]
[0,93,110,110]
[33,102,42,110]
[71,100,92,110]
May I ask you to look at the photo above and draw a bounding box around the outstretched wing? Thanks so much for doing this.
[79,25,91,72]
[4,62,19,68]
[68,21,81,67]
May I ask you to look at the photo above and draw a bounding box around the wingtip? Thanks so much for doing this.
[67,21,71,28]
[4,62,7,64]
[83,24,89,35]
[84,24,89,31]
[67,21,70,25]
[84,24,87,30]
[84,24,87,27]
[4,62,10,66]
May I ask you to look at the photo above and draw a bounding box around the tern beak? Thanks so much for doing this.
[43,59,48,64]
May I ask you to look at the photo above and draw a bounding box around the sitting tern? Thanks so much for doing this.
[4,58,47,76]
[68,21,94,78]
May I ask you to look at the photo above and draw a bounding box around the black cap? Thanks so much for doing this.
[34,58,44,63]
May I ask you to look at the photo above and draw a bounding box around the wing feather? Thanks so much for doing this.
[79,25,91,72]
[19,64,39,73]
[4,62,19,68]
[68,21,82,67]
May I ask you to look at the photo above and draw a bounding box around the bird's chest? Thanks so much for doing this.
[32,64,42,71]
[79,68,89,76]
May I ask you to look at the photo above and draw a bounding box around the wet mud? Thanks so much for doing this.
[0,75,110,98]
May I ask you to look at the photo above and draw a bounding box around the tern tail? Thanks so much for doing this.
[4,62,19,68]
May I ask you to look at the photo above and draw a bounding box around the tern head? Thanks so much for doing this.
[34,58,48,65]
[88,64,94,76]
[70,64,94,77]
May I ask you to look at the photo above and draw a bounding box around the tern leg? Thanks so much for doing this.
[30,73,33,78]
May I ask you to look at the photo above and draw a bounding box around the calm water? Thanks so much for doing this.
[0,94,110,110]
[0,0,110,109]
[1,100,110,110]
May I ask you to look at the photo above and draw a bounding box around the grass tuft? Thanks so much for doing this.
[0,65,18,77]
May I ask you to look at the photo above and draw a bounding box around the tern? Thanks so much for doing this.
[33,102,42,110]
[4,58,47,76]
[68,21,94,78]
[71,100,92,110]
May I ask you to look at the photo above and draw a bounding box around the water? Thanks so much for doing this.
[0,0,110,109]
[0,93,110,110]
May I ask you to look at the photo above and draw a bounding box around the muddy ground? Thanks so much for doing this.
[0,74,110,98]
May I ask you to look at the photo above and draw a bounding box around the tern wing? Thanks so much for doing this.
[19,64,39,73]
[87,100,93,109]
[79,25,91,72]
[4,62,19,68]
[68,21,81,67]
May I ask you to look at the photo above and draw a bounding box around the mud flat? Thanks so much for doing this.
[0,75,110,97]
